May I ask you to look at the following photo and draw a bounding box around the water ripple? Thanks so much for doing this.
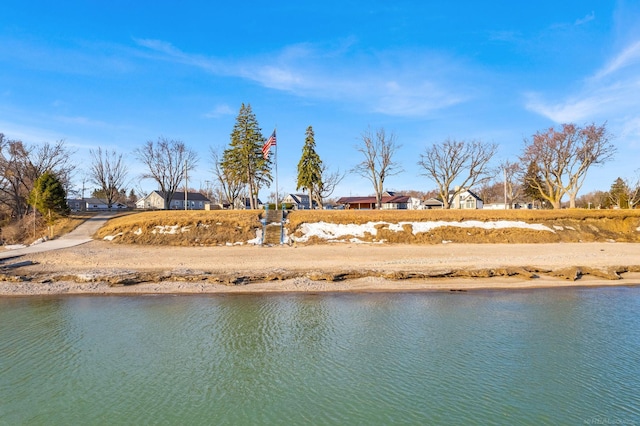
[1,289,639,425]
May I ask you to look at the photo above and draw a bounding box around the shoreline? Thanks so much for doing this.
[1,241,640,296]
[2,274,640,297]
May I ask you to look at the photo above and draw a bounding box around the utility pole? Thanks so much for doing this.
[184,159,188,211]
[503,167,508,209]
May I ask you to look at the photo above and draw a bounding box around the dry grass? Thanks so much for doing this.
[286,208,640,227]
[95,210,263,246]
[1,212,92,244]
[285,209,640,244]
[91,208,640,246]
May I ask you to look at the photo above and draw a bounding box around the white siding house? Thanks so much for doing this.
[136,191,211,210]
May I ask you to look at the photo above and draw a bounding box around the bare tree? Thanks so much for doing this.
[501,160,522,208]
[352,127,403,209]
[418,138,497,209]
[89,148,129,208]
[626,171,640,209]
[0,135,76,218]
[576,190,610,209]
[210,146,244,209]
[477,180,505,205]
[134,137,198,209]
[313,164,345,208]
[521,122,615,209]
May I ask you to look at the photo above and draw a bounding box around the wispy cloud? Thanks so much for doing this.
[53,115,111,127]
[135,39,470,117]
[525,39,640,125]
[0,37,136,76]
[575,11,595,26]
[204,104,235,119]
[593,40,640,79]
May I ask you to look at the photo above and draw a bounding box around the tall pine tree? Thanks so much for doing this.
[608,177,629,209]
[296,126,323,209]
[522,161,545,208]
[222,104,272,209]
[28,170,70,237]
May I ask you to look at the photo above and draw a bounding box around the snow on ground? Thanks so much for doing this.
[98,220,555,245]
[291,220,554,243]
[4,244,27,250]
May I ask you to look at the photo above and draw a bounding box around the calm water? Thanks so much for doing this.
[1,288,639,425]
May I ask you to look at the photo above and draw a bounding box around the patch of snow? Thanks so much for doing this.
[31,237,48,246]
[4,244,27,250]
[103,233,123,241]
[637,226,640,232]
[553,225,564,230]
[408,220,554,234]
[153,225,181,235]
[134,228,142,235]
[566,226,576,231]
[291,220,555,243]
[442,240,452,244]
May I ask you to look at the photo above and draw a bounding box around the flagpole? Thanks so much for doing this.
[275,126,279,209]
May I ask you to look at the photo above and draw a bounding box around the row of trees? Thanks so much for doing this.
[0,106,629,234]
[0,135,75,220]
[352,121,622,209]
[211,104,343,209]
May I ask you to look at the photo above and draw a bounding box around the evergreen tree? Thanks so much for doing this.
[222,104,272,209]
[28,171,69,237]
[522,161,545,208]
[296,126,323,209]
[608,177,629,208]
[128,188,138,204]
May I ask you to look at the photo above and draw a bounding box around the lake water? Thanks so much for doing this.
[1,288,639,425]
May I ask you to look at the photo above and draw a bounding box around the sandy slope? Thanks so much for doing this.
[1,240,640,296]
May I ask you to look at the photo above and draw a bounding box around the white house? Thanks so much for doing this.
[67,198,128,211]
[136,191,211,210]
[282,193,317,209]
[450,189,484,209]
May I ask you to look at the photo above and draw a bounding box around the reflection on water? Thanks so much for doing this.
[1,288,639,425]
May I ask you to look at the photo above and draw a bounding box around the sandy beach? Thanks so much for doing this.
[1,240,640,296]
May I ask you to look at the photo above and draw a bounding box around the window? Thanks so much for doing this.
[464,198,475,209]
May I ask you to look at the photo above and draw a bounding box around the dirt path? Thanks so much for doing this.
[0,212,117,261]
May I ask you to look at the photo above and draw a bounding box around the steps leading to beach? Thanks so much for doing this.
[262,210,284,245]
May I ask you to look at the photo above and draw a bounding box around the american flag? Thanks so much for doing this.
[262,130,276,159]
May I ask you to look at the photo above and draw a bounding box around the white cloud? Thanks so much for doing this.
[594,40,640,79]
[53,115,110,127]
[135,39,469,117]
[575,11,595,26]
[525,39,640,124]
[204,104,235,118]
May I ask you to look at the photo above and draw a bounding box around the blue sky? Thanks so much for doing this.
[2,1,640,200]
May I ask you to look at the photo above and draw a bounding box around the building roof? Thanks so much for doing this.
[336,195,411,205]
[461,189,482,201]
[448,188,483,202]
[152,191,210,202]
[423,197,444,206]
